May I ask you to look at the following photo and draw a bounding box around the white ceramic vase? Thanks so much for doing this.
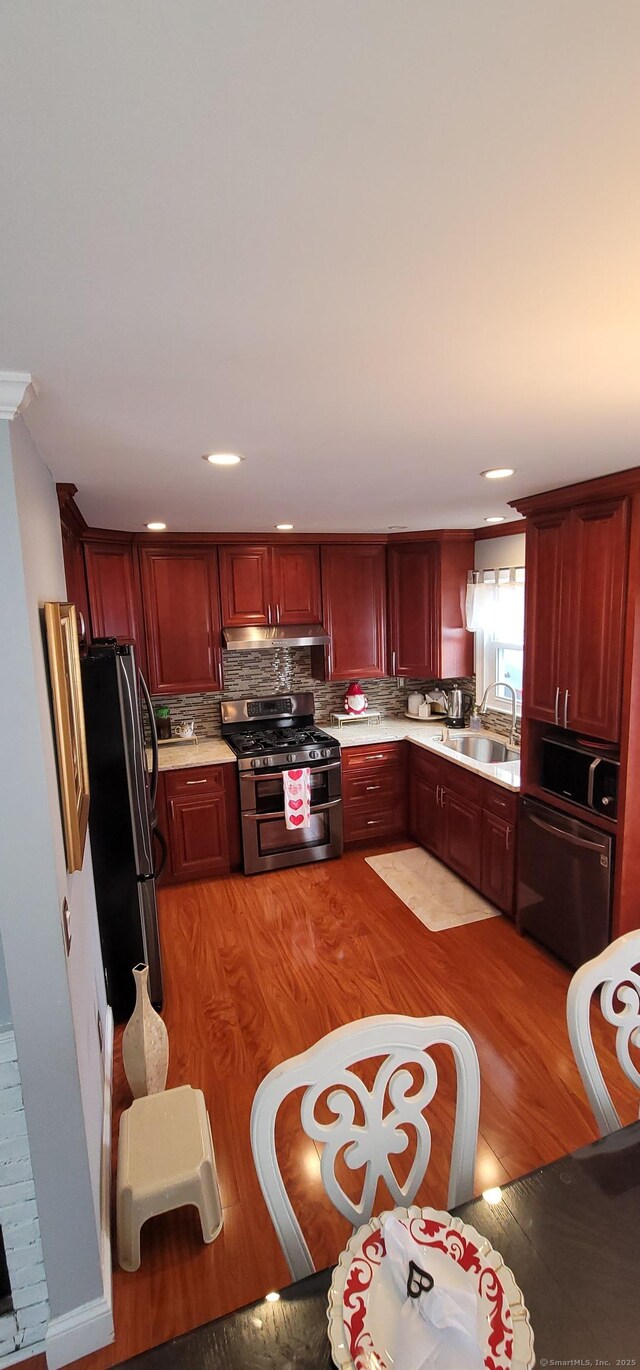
[122,964,169,1099]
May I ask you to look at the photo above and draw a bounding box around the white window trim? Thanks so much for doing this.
[470,568,525,717]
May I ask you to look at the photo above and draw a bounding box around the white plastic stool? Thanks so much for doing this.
[117,1085,223,1272]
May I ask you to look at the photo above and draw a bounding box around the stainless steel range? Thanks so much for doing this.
[221,693,343,875]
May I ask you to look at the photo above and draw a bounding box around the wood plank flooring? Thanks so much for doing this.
[67,843,637,1370]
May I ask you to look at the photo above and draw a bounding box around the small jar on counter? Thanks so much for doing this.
[155,706,172,740]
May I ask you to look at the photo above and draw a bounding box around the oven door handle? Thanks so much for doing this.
[306,761,341,774]
[244,797,343,821]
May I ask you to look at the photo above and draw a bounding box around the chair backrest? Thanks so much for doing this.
[250,1013,480,1279]
[567,931,640,1136]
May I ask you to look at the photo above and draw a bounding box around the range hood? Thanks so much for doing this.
[223,623,330,651]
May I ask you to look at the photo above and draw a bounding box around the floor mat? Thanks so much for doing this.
[365,846,501,931]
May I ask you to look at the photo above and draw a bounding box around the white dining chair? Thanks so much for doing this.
[567,930,640,1136]
[250,1013,481,1279]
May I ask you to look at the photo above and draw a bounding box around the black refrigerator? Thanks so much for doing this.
[82,641,166,1021]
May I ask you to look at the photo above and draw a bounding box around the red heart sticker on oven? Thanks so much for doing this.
[289,814,305,826]
[288,770,303,780]
[289,799,303,810]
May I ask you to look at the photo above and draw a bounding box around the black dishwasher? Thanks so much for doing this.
[517,797,614,968]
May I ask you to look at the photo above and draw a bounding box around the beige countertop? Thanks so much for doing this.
[323,719,520,791]
[152,738,236,771]
[151,722,520,791]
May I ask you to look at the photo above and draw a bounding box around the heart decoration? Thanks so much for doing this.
[289,799,303,810]
[288,769,303,780]
[289,814,305,827]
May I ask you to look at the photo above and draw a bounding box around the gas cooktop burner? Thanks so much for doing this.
[229,725,335,758]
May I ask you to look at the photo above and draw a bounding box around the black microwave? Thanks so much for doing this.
[541,737,619,819]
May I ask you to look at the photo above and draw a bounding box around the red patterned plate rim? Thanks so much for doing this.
[327,1205,535,1370]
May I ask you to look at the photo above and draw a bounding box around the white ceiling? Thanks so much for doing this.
[2,2,640,533]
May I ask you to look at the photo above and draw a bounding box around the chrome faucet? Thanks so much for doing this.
[479,681,519,747]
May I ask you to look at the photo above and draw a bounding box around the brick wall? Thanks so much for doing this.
[0,1032,48,1360]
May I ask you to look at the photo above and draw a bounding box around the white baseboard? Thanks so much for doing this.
[45,1007,115,1369]
[45,1295,113,1370]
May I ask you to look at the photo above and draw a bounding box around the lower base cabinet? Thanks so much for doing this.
[342,742,407,844]
[158,765,241,882]
[409,744,517,915]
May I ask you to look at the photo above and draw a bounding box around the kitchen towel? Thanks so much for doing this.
[283,767,311,830]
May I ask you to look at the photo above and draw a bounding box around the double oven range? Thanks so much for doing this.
[221,693,343,875]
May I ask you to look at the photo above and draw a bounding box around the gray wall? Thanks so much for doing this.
[0,417,105,1320]
[0,938,12,1031]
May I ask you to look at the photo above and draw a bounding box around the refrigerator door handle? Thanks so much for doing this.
[118,653,154,876]
[528,811,609,853]
[139,668,159,810]
[151,826,168,881]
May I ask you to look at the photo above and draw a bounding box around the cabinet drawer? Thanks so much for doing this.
[409,745,441,784]
[344,767,403,808]
[483,783,518,823]
[165,765,226,799]
[344,802,404,844]
[439,757,484,805]
[342,742,405,772]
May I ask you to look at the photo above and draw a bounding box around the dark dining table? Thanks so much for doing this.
[119,1120,640,1368]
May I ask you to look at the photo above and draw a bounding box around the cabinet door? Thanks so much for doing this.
[410,773,441,854]
[565,499,629,741]
[271,545,322,625]
[523,512,569,724]
[388,545,437,676]
[219,546,271,626]
[167,792,229,880]
[481,811,515,915]
[140,547,222,694]
[441,791,482,889]
[61,527,91,643]
[321,544,387,679]
[84,542,142,649]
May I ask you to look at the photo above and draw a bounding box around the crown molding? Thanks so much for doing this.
[0,371,37,420]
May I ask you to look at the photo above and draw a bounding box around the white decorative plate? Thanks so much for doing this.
[327,1206,535,1370]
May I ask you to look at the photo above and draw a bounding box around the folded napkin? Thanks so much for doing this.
[283,767,311,830]
[383,1215,484,1370]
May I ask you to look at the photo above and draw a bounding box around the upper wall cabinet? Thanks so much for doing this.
[84,541,144,661]
[388,538,474,679]
[524,496,629,741]
[139,546,223,694]
[219,544,321,627]
[319,544,387,679]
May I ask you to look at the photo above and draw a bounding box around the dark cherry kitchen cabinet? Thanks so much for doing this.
[139,546,223,694]
[163,766,230,881]
[524,497,628,741]
[319,544,387,679]
[481,810,515,916]
[342,742,407,845]
[219,543,321,628]
[409,747,443,854]
[388,538,474,678]
[271,545,321,624]
[84,540,144,659]
[219,545,271,626]
[61,524,91,643]
[439,766,483,890]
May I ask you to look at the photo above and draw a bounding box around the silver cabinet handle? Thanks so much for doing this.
[267,603,272,625]
[392,650,396,675]
[554,686,560,726]
[366,817,382,826]
[564,690,569,729]
[506,826,511,850]
[186,778,208,785]
[366,784,380,791]
[440,786,446,807]
[77,609,86,639]
[275,603,281,624]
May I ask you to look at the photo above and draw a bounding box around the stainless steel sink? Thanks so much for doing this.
[443,735,519,764]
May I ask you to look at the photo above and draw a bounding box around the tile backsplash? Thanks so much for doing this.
[149,646,475,737]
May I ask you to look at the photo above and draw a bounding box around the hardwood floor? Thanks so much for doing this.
[68,843,636,1370]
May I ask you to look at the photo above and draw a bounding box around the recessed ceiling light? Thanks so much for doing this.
[480,467,515,480]
[484,516,506,524]
[146,521,167,531]
[264,1291,280,1303]
[202,452,243,466]
[275,523,294,531]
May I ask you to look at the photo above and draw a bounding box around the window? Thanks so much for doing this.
[466,567,525,714]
